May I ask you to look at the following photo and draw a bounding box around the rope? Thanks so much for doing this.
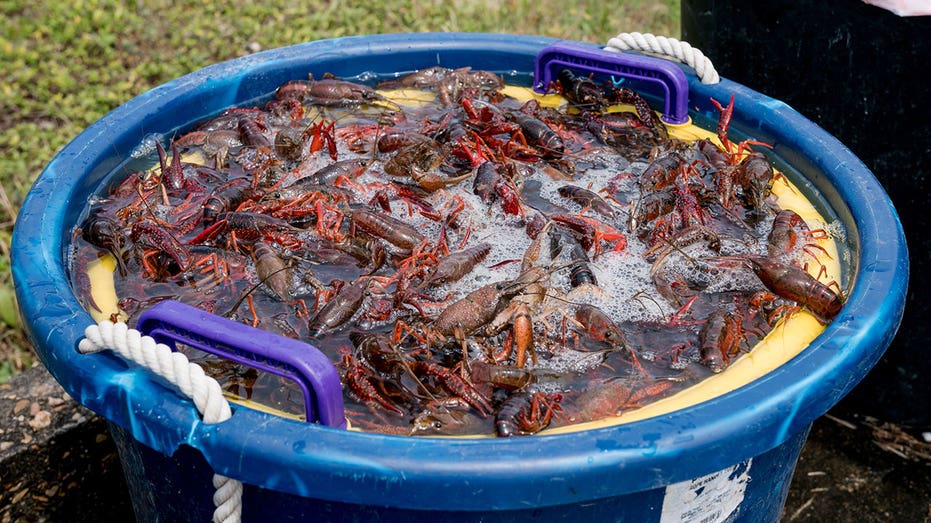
[79,320,243,523]
[605,32,720,85]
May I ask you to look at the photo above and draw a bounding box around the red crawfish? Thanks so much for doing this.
[606,86,667,138]
[339,353,404,415]
[472,161,523,216]
[130,218,189,271]
[407,360,493,416]
[551,214,627,255]
[494,392,564,437]
[710,94,736,152]
[237,115,272,150]
[743,255,844,323]
[767,209,830,262]
[189,211,302,249]
[699,308,744,373]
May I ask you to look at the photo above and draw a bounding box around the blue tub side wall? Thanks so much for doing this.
[11,33,908,512]
[110,421,808,522]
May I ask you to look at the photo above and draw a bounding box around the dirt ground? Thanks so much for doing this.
[782,410,931,522]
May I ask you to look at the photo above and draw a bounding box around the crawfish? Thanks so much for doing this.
[275,75,389,107]
[557,185,615,219]
[407,360,492,416]
[308,277,372,337]
[569,378,675,422]
[384,139,471,192]
[420,242,491,288]
[350,208,427,252]
[472,161,501,204]
[350,331,406,377]
[304,158,373,186]
[495,392,564,437]
[410,402,487,436]
[340,353,403,415]
[699,308,744,373]
[767,209,829,261]
[238,116,272,150]
[639,152,685,193]
[629,187,675,232]
[80,213,131,276]
[469,361,535,391]
[274,127,305,161]
[643,225,721,266]
[203,178,253,225]
[433,277,536,339]
[736,153,775,219]
[556,68,605,112]
[190,211,301,249]
[607,86,667,138]
[334,231,387,274]
[744,255,843,323]
[576,304,649,376]
[549,227,598,288]
[505,110,565,159]
[130,218,189,272]
[252,242,291,301]
[551,214,627,255]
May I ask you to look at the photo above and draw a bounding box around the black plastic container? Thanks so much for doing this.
[682,0,930,427]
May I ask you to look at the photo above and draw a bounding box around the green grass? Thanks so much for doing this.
[0,0,680,380]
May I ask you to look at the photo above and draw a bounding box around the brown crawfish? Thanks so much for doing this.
[383,139,471,192]
[699,308,744,373]
[350,208,427,252]
[308,277,372,337]
[275,75,389,107]
[433,277,535,339]
[494,392,564,437]
[419,242,491,288]
[744,255,843,323]
[252,242,291,301]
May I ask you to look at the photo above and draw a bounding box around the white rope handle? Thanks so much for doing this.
[79,320,243,523]
[605,32,720,85]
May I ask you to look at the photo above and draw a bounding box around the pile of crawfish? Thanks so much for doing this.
[71,66,845,437]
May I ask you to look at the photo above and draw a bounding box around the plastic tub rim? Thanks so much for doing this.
[11,32,908,511]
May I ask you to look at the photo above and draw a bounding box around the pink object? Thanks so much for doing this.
[862,0,931,16]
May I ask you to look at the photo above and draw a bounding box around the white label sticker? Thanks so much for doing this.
[660,459,751,523]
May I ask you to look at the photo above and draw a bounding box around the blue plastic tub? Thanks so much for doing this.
[12,33,908,522]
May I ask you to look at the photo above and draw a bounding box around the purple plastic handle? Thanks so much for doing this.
[533,41,690,125]
[136,300,346,428]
